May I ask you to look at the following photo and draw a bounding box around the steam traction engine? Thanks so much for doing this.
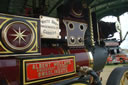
[0,0,128,85]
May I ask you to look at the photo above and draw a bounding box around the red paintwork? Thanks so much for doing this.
[0,56,76,85]
[26,58,75,81]
[116,54,127,59]
[41,48,90,67]
[68,49,90,67]
[0,58,20,85]
[116,54,128,63]
[107,56,113,63]
[107,54,128,64]
[41,47,64,55]
[107,55,120,64]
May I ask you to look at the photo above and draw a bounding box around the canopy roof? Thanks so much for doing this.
[90,0,128,20]
[46,0,128,20]
[0,0,128,20]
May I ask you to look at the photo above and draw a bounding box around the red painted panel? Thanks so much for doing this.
[26,58,75,81]
[69,49,87,53]
[41,47,64,55]
[0,58,20,85]
[75,53,90,66]
[68,49,90,67]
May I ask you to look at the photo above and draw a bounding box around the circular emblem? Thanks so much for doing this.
[2,21,35,51]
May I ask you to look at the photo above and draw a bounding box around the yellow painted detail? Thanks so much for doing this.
[26,20,38,53]
[71,83,87,85]
[0,41,12,53]
[0,17,12,29]
[27,43,38,53]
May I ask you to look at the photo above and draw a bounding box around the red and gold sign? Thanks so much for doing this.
[23,56,76,84]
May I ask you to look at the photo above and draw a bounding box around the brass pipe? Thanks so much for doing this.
[89,7,95,46]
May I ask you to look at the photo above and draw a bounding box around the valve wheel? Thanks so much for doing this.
[107,67,128,85]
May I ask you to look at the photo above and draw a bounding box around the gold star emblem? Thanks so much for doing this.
[11,27,27,45]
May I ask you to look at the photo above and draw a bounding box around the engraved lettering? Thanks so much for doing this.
[39,64,41,69]
[32,64,36,70]
[41,20,50,23]
[27,58,74,81]
[43,29,56,35]
[42,72,45,76]
[38,72,41,78]
[52,20,58,25]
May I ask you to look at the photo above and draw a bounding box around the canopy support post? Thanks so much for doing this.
[117,16,123,41]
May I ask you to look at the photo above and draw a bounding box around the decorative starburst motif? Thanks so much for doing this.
[11,27,27,45]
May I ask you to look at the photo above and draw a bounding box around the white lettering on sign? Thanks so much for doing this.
[40,15,61,39]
